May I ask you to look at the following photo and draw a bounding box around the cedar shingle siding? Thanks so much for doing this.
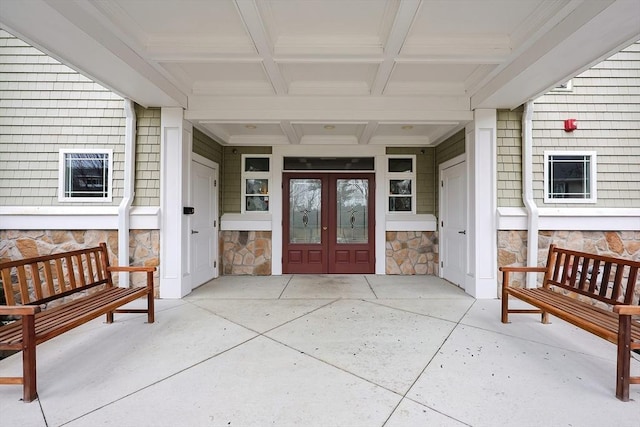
[0,29,125,206]
[532,41,640,208]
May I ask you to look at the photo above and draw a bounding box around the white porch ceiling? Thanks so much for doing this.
[1,0,639,146]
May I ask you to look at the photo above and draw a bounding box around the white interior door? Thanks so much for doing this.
[440,160,467,288]
[191,158,218,288]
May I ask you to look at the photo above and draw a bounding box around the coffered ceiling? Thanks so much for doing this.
[2,0,639,146]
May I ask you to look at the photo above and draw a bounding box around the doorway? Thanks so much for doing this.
[190,156,219,288]
[440,158,467,288]
[283,173,375,274]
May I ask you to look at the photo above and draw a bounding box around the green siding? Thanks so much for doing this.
[386,147,436,215]
[193,128,223,165]
[434,130,466,214]
[496,108,524,208]
[133,106,161,206]
[222,146,272,214]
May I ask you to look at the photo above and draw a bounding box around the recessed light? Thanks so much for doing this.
[245,124,257,129]
[323,125,335,130]
[401,125,413,130]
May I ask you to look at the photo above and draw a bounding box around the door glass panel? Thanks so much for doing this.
[336,179,368,244]
[289,179,322,244]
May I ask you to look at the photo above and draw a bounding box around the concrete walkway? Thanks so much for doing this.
[2,275,639,426]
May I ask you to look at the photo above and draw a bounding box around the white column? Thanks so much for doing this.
[465,109,498,298]
[159,107,193,298]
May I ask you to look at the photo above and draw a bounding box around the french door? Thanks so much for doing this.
[283,173,375,274]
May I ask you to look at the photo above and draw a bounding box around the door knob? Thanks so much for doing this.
[191,230,199,234]
[458,230,466,235]
[322,226,328,231]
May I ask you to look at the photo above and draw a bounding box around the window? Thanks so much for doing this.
[387,156,415,213]
[242,155,271,212]
[544,151,596,203]
[59,149,113,202]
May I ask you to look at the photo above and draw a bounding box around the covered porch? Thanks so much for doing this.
[3,275,638,426]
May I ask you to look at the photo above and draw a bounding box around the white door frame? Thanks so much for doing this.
[439,154,467,288]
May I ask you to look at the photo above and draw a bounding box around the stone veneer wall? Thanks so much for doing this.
[221,231,272,275]
[0,230,160,295]
[498,230,640,296]
[386,231,438,275]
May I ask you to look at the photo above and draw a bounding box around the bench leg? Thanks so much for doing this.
[616,315,631,401]
[501,272,509,323]
[22,315,37,402]
[147,271,155,323]
[541,312,550,324]
[106,311,114,323]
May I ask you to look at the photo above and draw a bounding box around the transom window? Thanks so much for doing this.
[58,149,113,202]
[544,151,597,203]
[242,155,271,212]
[387,156,415,213]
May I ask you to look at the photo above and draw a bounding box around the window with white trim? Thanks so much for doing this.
[387,155,415,213]
[544,151,597,203]
[58,149,113,202]
[242,155,271,212]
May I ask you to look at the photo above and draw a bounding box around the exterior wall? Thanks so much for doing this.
[0,29,126,206]
[386,147,435,215]
[0,32,161,285]
[385,231,438,275]
[193,128,223,165]
[220,231,271,275]
[133,106,161,206]
[532,41,640,208]
[222,146,272,214]
[0,229,160,295]
[497,230,640,302]
[496,108,524,207]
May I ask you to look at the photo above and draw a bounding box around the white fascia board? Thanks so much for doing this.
[0,206,160,230]
[386,214,437,231]
[497,207,640,231]
[221,213,273,231]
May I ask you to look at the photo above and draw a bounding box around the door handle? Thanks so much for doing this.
[191,230,199,234]
[458,230,466,235]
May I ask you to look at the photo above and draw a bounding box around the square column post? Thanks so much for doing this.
[160,107,193,298]
[465,109,498,298]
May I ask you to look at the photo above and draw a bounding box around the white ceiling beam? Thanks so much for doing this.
[359,122,379,145]
[235,0,287,95]
[280,121,300,144]
[472,0,640,108]
[370,0,422,95]
[186,95,472,122]
[0,0,186,107]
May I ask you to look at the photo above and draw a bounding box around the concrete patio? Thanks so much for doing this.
[1,274,638,426]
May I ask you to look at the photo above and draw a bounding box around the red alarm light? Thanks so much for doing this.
[564,119,577,132]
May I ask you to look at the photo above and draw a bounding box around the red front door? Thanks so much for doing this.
[283,173,375,274]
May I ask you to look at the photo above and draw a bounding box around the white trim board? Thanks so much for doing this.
[0,206,160,230]
[497,207,640,231]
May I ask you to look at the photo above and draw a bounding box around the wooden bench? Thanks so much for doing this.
[0,242,155,402]
[500,244,640,401]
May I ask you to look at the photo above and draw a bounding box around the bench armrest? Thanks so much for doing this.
[107,266,156,273]
[499,266,547,273]
[0,305,41,316]
[613,305,640,315]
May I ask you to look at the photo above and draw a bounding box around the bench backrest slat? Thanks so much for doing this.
[543,245,640,306]
[0,244,114,306]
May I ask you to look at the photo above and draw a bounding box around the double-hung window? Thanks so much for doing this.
[544,151,597,203]
[387,156,415,213]
[58,149,113,202]
[242,155,271,212]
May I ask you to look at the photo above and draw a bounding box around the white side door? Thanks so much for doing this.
[190,157,218,288]
[440,160,467,288]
